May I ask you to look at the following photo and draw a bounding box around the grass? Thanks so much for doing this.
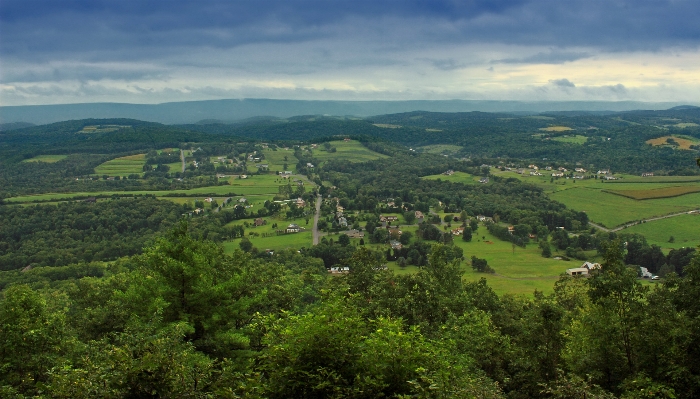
[549,187,700,228]
[552,135,588,144]
[386,227,578,296]
[261,148,298,172]
[422,171,481,185]
[605,185,700,200]
[21,155,68,163]
[221,215,314,253]
[94,154,146,176]
[372,124,402,128]
[311,140,388,163]
[623,214,700,251]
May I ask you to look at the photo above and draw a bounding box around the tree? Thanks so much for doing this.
[469,219,479,232]
[668,236,675,243]
[471,256,494,273]
[403,211,416,225]
[540,240,552,258]
[462,226,473,242]
[338,234,350,247]
[239,237,253,252]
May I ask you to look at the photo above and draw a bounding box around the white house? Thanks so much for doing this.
[566,268,589,276]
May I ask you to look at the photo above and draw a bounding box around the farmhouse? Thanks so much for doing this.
[477,215,493,223]
[642,172,654,177]
[575,168,587,173]
[479,177,489,184]
[452,227,464,235]
[443,170,455,175]
[581,262,601,271]
[552,172,564,177]
[566,268,589,276]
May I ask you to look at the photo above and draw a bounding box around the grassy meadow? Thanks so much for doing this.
[552,135,588,144]
[261,148,298,172]
[422,171,482,185]
[623,214,700,250]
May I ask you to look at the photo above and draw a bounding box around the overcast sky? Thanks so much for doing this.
[1,0,700,105]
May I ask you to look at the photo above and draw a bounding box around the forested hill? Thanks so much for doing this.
[0,118,233,163]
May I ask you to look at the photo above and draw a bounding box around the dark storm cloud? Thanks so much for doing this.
[2,0,698,63]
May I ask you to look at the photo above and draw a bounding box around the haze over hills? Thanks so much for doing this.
[1,98,696,126]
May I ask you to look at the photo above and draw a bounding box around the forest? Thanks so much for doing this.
[2,222,700,398]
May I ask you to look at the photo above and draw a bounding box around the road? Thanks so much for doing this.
[589,209,699,232]
[180,149,186,173]
[312,194,322,245]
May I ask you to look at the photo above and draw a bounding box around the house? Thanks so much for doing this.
[640,267,653,278]
[295,197,306,208]
[205,197,214,203]
[345,229,365,238]
[604,175,619,180]
[545,166,553,171]
[338,217,348,227]
[581,262,601,271]
[238,197,247,203]
[642,172,654,177]
[575,168,587,173]
[452,227,464,236]
[194,208,204,214]
[286,224,301,233]
[479,177,489,184]
[344,138,351,142]
[258,164,269,170]
[552,172,564,177]
[254,218,266,227]
[566,268,589,276]
[306,162,315,168]
[528,164,538,170]
[507,225,514,234]
[558,167,568,172]
[329,266,350,274]
[282,171,292,175]
[477,215,493,223]
[381,215,398,222]
[390,240,403,250]
[597,169,610,175]
[415,211,425,223]
[443,170,455,176]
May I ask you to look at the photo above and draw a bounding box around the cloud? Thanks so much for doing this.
[550,78,576,88]
[494,51,591,64]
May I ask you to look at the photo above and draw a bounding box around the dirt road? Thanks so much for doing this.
[180,149,186,173]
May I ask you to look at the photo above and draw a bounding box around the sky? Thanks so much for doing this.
[1,0,700,106]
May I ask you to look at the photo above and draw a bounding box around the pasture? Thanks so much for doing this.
[417,144,463,154]
[94,154,146,176]
[623,214,700,250]
[550,187,700,228]
[311,140,388,163]
[222,216,314,253]
[21,155,68,163]
[261,148,298,172]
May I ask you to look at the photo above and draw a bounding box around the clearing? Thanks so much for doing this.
[21,155,68,163]
[646,135,699,150]
[311,140,388,163]
[622,213,700,250]
[539,126,574,132]
[552,135,588,144]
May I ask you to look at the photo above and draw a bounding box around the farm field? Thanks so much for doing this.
[311,140,388,163]
[623,214,700,250]
[422,171,481,185]
[550,187,700,228]
[222,216,314,253]
[21,155,68,163]
[94,154,146,176]
[605,185,700,200]
[539,126,573,132]
[261,148,298,172]
[552,135,587,144]
[646,135,699,150]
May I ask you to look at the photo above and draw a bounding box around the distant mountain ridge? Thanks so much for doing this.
[2,98,697,125]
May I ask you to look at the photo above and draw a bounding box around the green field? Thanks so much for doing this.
[94,154,146,176]
[550,187,700,227]
[623,214,700,250]
[311,140,388,163]
[262,148,298,172]
[385,227,581,296]
[422,171,481,185]
[21,155,68,163]
[222,215,314,253]
[552,135,587,144]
